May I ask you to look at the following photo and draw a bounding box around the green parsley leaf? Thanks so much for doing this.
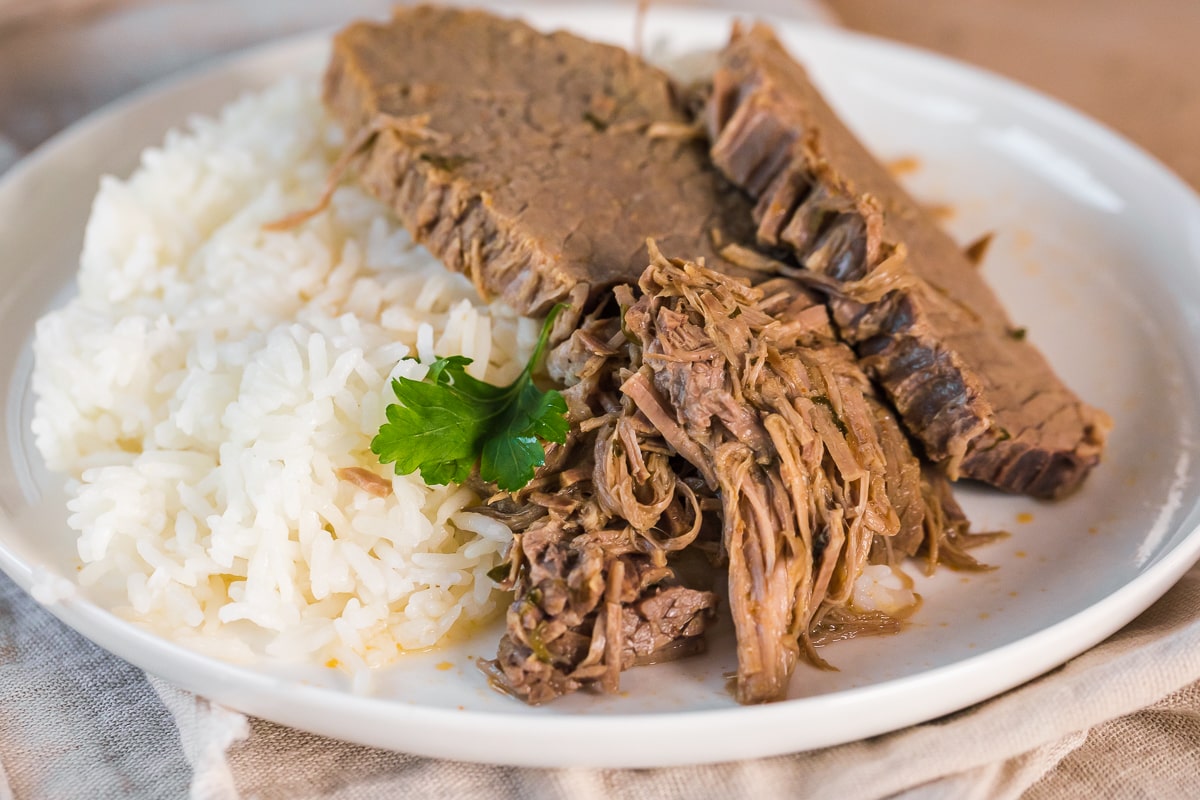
[371,305,569,492]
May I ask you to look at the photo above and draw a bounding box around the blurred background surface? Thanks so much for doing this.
[1,1,1196,187]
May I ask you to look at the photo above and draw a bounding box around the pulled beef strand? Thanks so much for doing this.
[479,246,989,706]
[623,245,920,702]
[479,306,720,704]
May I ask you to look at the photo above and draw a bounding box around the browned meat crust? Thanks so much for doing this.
[705,23,1111,498]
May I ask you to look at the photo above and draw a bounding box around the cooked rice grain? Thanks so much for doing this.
[31,79,534,670]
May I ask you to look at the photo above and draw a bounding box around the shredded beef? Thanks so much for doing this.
[482,245,979,705]
[478,302,720,704]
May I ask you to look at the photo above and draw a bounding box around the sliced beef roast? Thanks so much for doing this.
[705,23,1111,499]
[324,6,757,316]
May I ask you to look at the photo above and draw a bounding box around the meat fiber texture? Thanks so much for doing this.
[323,5,759,317]
[495,248,975,705]
[622,256,913,703]
[706,23,1111,499]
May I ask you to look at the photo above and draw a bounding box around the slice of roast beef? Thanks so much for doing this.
[323,6,758,316]
[705,23,1111,499]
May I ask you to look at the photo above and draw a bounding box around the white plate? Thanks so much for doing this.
[4,5,1200,768]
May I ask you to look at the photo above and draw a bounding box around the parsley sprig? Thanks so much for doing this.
[371,305,569,492]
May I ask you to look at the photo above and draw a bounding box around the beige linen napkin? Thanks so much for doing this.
[2,2,1199,798]
[193,566,1200,798]
[6,563,1200,798]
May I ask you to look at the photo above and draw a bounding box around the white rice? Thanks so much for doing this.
[30,79,540,671]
